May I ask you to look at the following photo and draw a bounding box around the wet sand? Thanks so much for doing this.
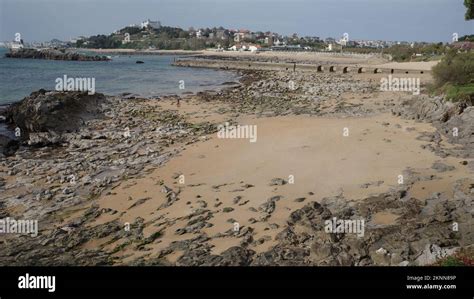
[88,106,471,260]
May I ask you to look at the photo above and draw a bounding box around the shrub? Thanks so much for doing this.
[432,49,474,87]
[443,83,474,102]
[432,49,474,102]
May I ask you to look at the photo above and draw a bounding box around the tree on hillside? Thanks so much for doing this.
[465,0,473,20]
[121,26,143,35]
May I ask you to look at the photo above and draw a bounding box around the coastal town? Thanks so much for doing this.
[3,18,472,60]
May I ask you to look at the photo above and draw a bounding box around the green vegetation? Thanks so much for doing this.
[459,34,474,41]
[465,0,473,20]
[432,49,474,102]
[443,83,474,102]
[76,34,122,49]
[387,43,448,62]
[427,0,474,102]
[76,25,231,50]
[435,249,474,266]
[342,43,454,62]
[432,50,473,86]
[438,256,467,266]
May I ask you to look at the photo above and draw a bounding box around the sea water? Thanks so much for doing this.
[0,48,238,105]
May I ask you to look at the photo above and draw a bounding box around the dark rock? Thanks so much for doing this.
[269,178,287,186]
[128,197,151,209]
[0,134,19,156]
[5,90,106,144]
[259,198,277,215]
[5,48,110,61]
[177,246,255,266]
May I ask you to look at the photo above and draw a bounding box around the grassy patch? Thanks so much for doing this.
[438,256,465,266]
[434,248,474,266]
[443,83,474,102]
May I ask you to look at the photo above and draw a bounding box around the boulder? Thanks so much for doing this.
[5,90,107,145]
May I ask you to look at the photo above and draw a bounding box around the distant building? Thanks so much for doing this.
[264,36,273,46]
[234,30,253,42]
[229,43,261,52]
[141,19,161,29]
[338,38,347,46]
[273,39,286,46]
[229,44,241,51]
[248,44,261,52]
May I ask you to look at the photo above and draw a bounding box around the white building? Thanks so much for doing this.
[196,30,203,38]
[229,43,261,52]
[141,19,161,29]
[338,38,347,46]
[274,39,286,46]
[248,45,261,53]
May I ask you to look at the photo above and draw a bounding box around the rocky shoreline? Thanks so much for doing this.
[0,61,472,266]
[5,48,110,61]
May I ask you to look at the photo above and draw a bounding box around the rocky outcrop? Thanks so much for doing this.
[5,90,107,146]
[251,186,471,266]
[176,246,256,266]
[393,95,474,158]
[5,48,110,61]
[0,89,222,267]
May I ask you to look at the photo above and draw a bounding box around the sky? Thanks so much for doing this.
[0,0,472,43]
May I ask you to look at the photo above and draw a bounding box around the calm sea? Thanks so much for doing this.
[0,48,238,105]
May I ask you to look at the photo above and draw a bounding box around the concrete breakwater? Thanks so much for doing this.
[173,58,429,75]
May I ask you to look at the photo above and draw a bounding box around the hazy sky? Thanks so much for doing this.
[0,0,472,42]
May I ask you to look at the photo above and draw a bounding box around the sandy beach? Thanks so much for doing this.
[1,54,472,266]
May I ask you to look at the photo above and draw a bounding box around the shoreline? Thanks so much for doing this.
[0,55,472,266]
